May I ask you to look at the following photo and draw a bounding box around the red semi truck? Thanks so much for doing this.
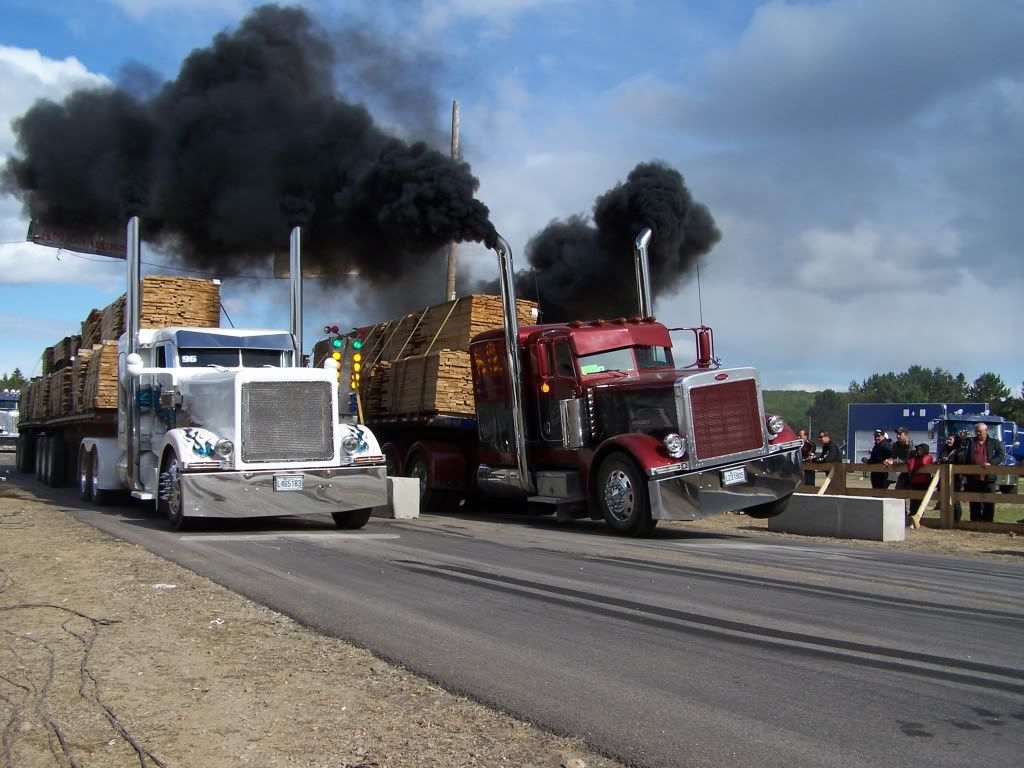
[351,230,803,535]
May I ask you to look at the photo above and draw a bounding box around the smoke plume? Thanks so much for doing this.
[488,162,721,322]
[2,4,496,287]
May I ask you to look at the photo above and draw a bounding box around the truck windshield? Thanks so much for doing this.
[179,349,293,368]
[578,346,673,375]
[947,421,1002,441]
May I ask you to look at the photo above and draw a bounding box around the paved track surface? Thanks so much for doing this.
[5,459,1023,768]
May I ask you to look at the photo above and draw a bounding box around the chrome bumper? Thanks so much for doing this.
[179,465,387,519]
[648,448,802,521]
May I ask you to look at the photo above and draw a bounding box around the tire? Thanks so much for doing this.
[158,454,190,530]
[596,451,656,536]
[999,483,1017,495]
[47,436,65,488]
[743,492,794,519]
[15,435,24,472]
[332,509,372,529]
[39,436,51,483]
[78,447,92,500]
[34,435,45,480]
[406,452,455,513]
[88,450,116,507]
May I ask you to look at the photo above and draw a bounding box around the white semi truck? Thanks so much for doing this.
[17,219,387,529]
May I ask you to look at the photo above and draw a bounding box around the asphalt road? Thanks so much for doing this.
[4,457,1024,768]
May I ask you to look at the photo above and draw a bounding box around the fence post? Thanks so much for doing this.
[832,462,847,495]
[939,463,953,529]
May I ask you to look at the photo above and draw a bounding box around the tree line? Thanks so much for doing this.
[0,369,27,390]
[764,367,1024,440]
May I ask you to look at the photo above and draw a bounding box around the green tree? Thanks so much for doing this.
[968,371,1010,405]
[849,366,968,403]
[762,390,815,430]
[806,389,850,442]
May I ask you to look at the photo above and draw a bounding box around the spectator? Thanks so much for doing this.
[812,431,842,464]
[906,443,935,527]
[937,434,963,522]
[958,423,1005,523]
[885,427,914,489]
[861,428,893,489]
[798,429,815,486]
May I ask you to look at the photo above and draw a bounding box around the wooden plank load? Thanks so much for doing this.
[50,335,82,372]
[81,309,103,348]
[70,349,94,413]
[81,342,119,411]
[22,276,220,425]
[327,294,537,420]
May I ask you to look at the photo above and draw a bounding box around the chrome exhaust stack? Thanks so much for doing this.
[289,226,303,366]
[634,227,654,319]
[485,234,533,496]
[125,216,142,491]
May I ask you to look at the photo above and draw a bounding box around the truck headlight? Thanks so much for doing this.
[342,434,360,453]
[766,415,786,435]
[664,433,686,459]
[214,439,234,458]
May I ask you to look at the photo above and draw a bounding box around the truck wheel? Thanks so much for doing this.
[78,446,92,500]
[47,437,65,488]
[406,452,454,513]
[596,451,656,536]
[89,451,115,507]
[743,493,793,519]
[158,455,190,531]
[999,481,1017,495]
[35,435,47,481]
[332,509,372,529]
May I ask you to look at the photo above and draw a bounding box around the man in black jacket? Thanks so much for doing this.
[885,427,914,489]
[798,429,815,486]
[862,428,893,489]
[813,431,842,464]
[958,423,1006,522]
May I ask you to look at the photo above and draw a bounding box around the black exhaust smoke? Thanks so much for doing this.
[487,162,721,322]
[2,4,496,286]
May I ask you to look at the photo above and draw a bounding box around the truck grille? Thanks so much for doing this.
[689,379,763,461]
[241,381,334,463]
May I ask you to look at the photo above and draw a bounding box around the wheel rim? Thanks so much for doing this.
[164,458,182,519]
[91,453,100,499]
[604,469,635,522]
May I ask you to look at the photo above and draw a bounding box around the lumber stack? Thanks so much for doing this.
[41,346,54,376]
[327,293,537,419]
[139,276,221,328]
[70,349,94,413]
[32,378,49,420]
[50,335,81,372]
[100,295,127,341]
[81,309,103,348]
[82,342,119,411]
[385,351,474,415]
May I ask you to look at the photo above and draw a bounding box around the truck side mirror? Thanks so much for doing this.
[125,353,144,380]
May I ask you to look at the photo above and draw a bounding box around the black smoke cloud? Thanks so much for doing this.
[2,4,495,285]
[487,162,721,322]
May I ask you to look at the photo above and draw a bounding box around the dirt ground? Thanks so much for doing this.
[0,482,617,768]
[675,511,1024,561]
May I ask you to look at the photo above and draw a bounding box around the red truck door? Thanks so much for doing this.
[535,336,579,446]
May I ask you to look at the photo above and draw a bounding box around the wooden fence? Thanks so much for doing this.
[800,462,1024,532]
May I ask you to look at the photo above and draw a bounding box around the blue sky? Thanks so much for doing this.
[1,0,1022,394]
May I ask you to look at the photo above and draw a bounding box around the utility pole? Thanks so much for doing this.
[445,100,460,301]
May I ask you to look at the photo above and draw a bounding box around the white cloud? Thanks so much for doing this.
[419,0,574,35]
[0,46,120,288]
[108,0,248,19]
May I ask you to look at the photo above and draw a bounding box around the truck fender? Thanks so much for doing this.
[405,440,466,492]
[80,437,123,491]
[381,441,410,477]
[589,434,677,500]
[160,427,222,469]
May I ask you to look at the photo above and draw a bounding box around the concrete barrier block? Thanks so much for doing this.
[768,493,906,542]
[371,477,420,520]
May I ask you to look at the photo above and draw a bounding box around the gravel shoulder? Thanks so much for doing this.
[0,481,616,768]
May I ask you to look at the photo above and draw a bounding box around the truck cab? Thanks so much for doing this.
[931,414,1019,493]
[472,319,803,533]
[0,389,18,450]
[77,325,385,527]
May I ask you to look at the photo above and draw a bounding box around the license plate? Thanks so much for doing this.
[721,467,746,487]
[274,475,304,492]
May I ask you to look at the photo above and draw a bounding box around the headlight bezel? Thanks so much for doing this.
[663,432,686,459]
[214,438,234,458]
[341,434,360,453]
[766,414,786,435]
